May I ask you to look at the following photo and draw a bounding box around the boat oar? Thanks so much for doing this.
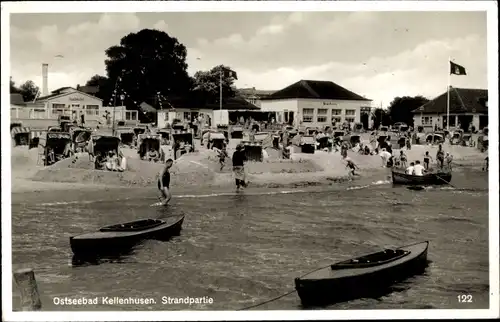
[434,172,457,189]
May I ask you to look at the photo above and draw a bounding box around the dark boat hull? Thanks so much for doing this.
[70,217,184,257]
[295,242,429,306]
[392,171,452,185]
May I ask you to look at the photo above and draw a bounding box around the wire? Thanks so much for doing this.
[237,263,332,311]
[237,289,297,311]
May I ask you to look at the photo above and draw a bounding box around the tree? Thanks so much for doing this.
[191,65,238,104]
[371,108,389,130]
[387,95,429,127]
[104,29,192,110]
[19,80,40,102]
[10,77,21,94]
[84,74,112,102]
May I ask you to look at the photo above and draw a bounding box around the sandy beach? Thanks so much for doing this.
[10,137,487,194]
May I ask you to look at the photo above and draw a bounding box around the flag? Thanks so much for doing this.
[450,61,466,75]
[222,68,238,80]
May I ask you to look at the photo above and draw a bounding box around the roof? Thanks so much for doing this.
[237,88,277,97]
[166,96,260,111]
[76,85,99,94]
[37,88,102,102]
[261,80,371,101]
[414,87,488,114]
[10,93,25,105]
[140,102,157,113]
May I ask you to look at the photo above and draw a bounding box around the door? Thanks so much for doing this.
[288,111,294,125]
[360,112,369,130]
[479,115,488,129]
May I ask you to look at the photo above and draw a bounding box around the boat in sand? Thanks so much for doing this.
[294,241,429,306]
[392,170,452,185]
[70,216,184,257]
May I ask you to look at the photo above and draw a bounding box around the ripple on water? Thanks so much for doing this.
[11,174,489,310]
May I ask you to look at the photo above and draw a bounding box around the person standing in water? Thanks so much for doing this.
[399,150,407,169]
[157,158,173,205]
[423,151,433,170]
[436,144,445,169]
[232,144,248,190]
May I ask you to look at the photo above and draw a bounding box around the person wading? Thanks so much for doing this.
[398,150,407,169]
[423,151,433,170]
[436,144,445,169]
[157,158,173,205]
[232,144,248,190]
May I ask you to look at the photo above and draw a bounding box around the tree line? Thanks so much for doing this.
[10,28,429,126]
[10,78,39,102]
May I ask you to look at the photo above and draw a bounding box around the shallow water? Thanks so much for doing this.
[11,170,489,311]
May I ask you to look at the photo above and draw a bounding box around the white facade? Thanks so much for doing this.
[11,88,138,129]
[413,113,482,131]
[260,98,371,128]
[157,109,214,129]
[39,88,103,121]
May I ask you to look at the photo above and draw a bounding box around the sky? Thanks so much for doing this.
[9,10,488,107]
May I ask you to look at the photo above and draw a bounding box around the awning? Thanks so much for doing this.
[11,127,30,135]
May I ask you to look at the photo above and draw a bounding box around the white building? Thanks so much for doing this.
[260,80,372,129]
[10,87,138,129]
[413,87,488,131]
[156,96,260,129]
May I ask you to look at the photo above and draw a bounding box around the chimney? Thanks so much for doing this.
[42,63,49,96]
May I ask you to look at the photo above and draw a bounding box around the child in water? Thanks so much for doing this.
[345,158,359,176]
[218,146,229,171]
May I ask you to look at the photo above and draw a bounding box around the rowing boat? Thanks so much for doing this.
[392,170,452,185]
[70,216,184,257]
[294,241,429,306]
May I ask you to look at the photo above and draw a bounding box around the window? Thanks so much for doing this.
[125,111,137,121]
[345,109,356,116]
[51,103,65,115]
[71,104,80,109]
[302,108,314,123]
[85,105,99,116]
[183,112,191,121]
[422,116,433,125]
[345,117,355,123]
[332,117,342,124]
[317,108,328,122]
[332,109,342,116]
[163,112,169,121]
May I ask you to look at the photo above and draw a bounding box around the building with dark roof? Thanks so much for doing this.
[259,80,372,129]
[237,87,276,107]
[413,87,488,131]
[157,96,260,129]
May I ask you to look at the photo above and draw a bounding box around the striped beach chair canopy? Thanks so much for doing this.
[11,126,31,136]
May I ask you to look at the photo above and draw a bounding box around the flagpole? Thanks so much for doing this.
[219,70,222,111]
[219,69,223,127]
[446,57,451,131]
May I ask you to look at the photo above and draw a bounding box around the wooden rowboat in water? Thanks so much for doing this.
[294,241,429,306]
[392,170,452,185]
[70,216,184,257]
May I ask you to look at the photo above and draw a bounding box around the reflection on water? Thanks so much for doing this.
[11,170,489,310]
